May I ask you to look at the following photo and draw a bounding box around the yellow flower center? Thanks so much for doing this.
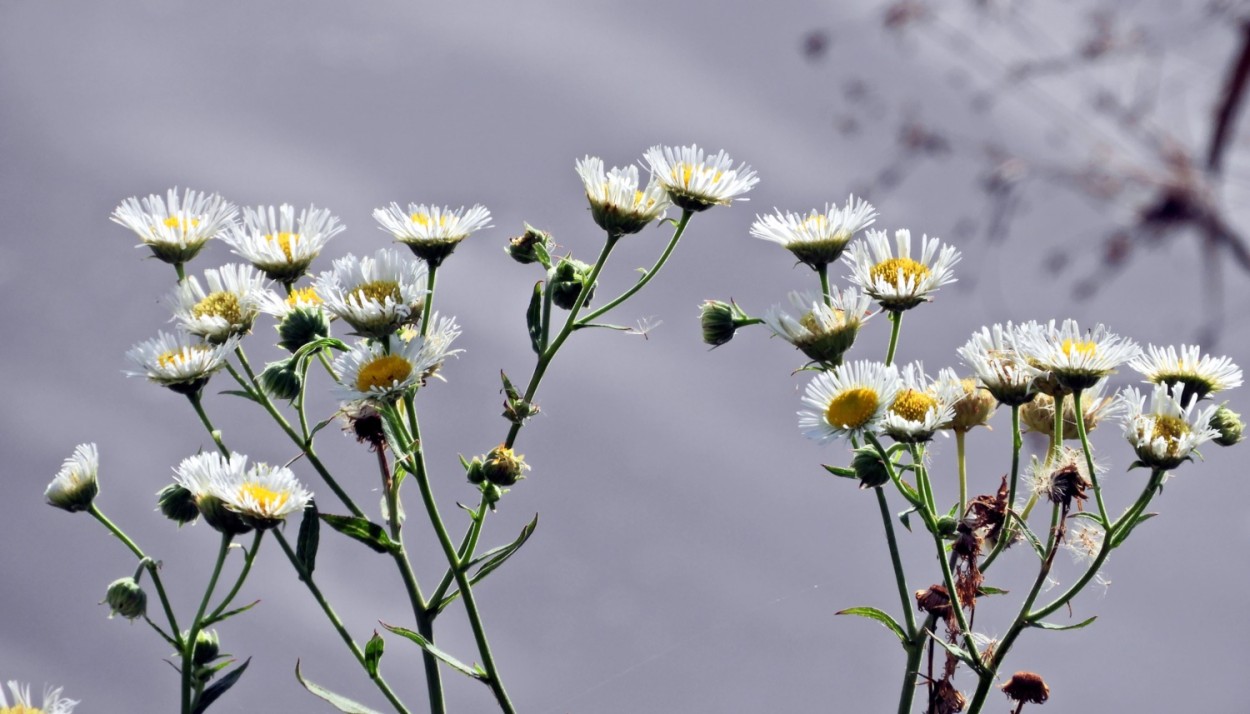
[1151,414,1191,455]
[825,387,880,428]
[1062,339,1098,358]
[192,291,244,324]
[163,215,200,231]
[799,308,846,334]
[890,388,938,422]
[411,212,450,228]
[673,163,723,188]
[348,280,402,306]
[870,257,930,288]
[0,704,42,714]
[239,482,290,513]
[264,231,301,261]
[287,286,322,306]
[356,354,413,392]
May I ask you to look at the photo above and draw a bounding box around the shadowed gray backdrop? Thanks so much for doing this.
[3,1,1248,712]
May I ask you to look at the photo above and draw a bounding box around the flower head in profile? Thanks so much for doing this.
[1025,446,1094,506]
[373,203,491,267]
[750,195,877,269]
[799,360,902,443]
[882,364,962,443]
[574,156,670,236]
[315,249,428,339]
[1020,378,1120,440]
[642,144,758,212]
[222,204,344,283]
[126,331,238,395]
[957,322,1042,406]
[1129,344,1243,405]
[763,288,874,366]
[111,187,236,265]
[843,228,960,312]
[1117,383,1219,470]
[0,680,78,714]
[942,376,998,433]
[1017,319,1141,392]
[334,315,463,403]
[45,443,100,513]
[170,264,271,344]
[174,451,311,531]
[173,452,253,535]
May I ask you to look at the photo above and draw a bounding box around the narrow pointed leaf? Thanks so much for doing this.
[1111,512,1157,548]
[897,507,914,532]
[464,514,538,580]
[364,631,385,677]
[822,464,857,479]
[1013,517,1047,561]
[978,586,1009,597]
[192,657,250,714]
[218,389,260,404]
[297,499,321,576]
[202,600,261,627]
[319,514,400,554]
[835,607,907,644]
[295,661,385,714]
[928,632,979,669]
[1030,615,1097,631]
[381,623,485,680]
[526,281,544,354]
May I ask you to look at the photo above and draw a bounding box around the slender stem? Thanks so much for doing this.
[578,210,692,324]
[88,505,181,640]
[429,494,489,612]
[316,350,339,382]
[885,310,903,366]
[875,486,918,638]
[981,405,1022,572]
[817,264,833,306]
[187,392,229,457]
[174,262,186,283]
[1072,389,1110,526]
[273,531,413,714]
[956,429,968,517]
[421,264,438,338]
[183,532,233,714]
[207,530,264,622]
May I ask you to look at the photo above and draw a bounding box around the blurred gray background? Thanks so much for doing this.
[3,1,1249,712]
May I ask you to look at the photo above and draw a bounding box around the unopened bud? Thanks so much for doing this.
[192,629,221,666]
[105,577,147,620]
[851,447,890,489]
[277,307,330,353]
[157,484,200,526]
[482,445,529,487]
[549,257,595,310]
[506,224,553,266]
[699,300,755,348]
[260,359,302,401]
[1211,403,1245,447]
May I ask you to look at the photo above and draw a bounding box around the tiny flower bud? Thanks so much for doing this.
[851,447,891,489]
[1002,671,1049,704]
[464,456,486,485]
[260,359,303,401]
[157,484,200,526]
[506,224,553,266]
[193,629,221,665]
[277,306,330,353]
[933,515,959,539]
[105,577,147,620]
[1210,403,1244,446]
[549,257,595,310]
[480,481,506,510]
[699,300,755,348]
[481,445,529,487]
[944,378,997,432]
[45,443,100,514]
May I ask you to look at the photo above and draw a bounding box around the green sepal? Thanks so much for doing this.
[1029,615,1097,631]
[834,606,907,645]
[201,600,259,628]
[526,281,544,355]
[297,500,320,577]
[1110,512,1157,548]
[295,661,385,714]
[381,623,485,680]
[364,631,385,677]
[898,507,915,532]
[192,657,249,714]
[319,514,400,555]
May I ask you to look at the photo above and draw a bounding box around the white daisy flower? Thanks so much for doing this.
[882,364,963,443]
[799,360,902,443]
[170,263,271,344]
[111,187,236,265]
[1117,383,1219,470]
[373,203,491,267]
[642,144,758,212]
[843,228,960,312]
[173,451,253,535]
[1016,319,1141,392]
[315,249,428,339]
[222,204,344,283]
[750,195,877,269]
[574,156,670,236]
[1129,344,1243,404]
[334,314,463,403]
[217,460,312,530]
[0,681,78,714]
[257,286,332,352]
[45,443,100,513]
[257,285,325,318]
[126,331,238,394]
[957,322,1042,406]
[763,288,874,365]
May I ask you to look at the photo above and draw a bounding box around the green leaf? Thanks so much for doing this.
[365,631,385,677]
[381,624,485,680]
[835,607,907,644]
[978,586,1009,597]
[309,416,336,439]
[500,370,521,402]
[821,464,857,479]
[297,500,321,577]
[295,661,385,714]
[574,322,630,331]
[928,633,979,669]
[218,389,260,404]
[202,600,260,627]
[1030,615,1097,631]
[897,507,914,532]
[1013,518,1048,561]
[1111,512,1157,548]
[526,281,544,355]
[192,657,250,714]
[319,514,400,554]
[465,513,538,580]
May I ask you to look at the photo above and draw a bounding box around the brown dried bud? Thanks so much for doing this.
[914,584,952,619]
[342,403,387,451]
[934,678,967,714]
[952,522,982,559]
[965,476,1009,546]
[1002,671,1049,704]
[1047,463,1089,507]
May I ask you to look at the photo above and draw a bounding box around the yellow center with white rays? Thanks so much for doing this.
[238,481,290,514]
[890,388,938,422]
[870,257,930,289]
[356,354,413,393]
[264,231,301,261]
[193,291,244,324]
[410,212,450,229]
[162,214,201,231]
[287,286,322,307]
[825,386,880,429]
[1061,339,1098,358]
[672,163,724,189]
[1150,414,1191,456]
[0,704,41,714]
[799,308,847,334]
[348,280,402,306]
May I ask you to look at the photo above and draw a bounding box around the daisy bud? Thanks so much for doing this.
[944,378,997,433]
[260,359,303,401]
[463,455,486,485]
[699,300,754,347]
[156,484,200,526]
[277,306,330,353]
[192,629,221,666]
[550,257,595,310]
[480,481,506,511]
[1210,403,1244,446]
[45,444,100,514]
[851,447,891,489]
[482,445,529,487]
[1001,671,1050,705]
[506,224,553,266]
[104,577,147,620]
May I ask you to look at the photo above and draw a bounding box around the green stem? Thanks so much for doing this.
[817,264,833,306]
[1072,389,1110,525]
[421,264,438,338]
[183,532,233,714]
[875,486,918,639]
[578,209,692,324]
[273,531,413,714]
[956,429,968,517]
[187,392,228,457]
[175,262,186,283]
[207,530,264,622]
[885,310,903,366]
[429,494,489,613]
[88,505,181,640]
[981,405,1022,572]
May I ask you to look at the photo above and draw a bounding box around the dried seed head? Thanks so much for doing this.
[341,403,387,450]
[1047,463,1090,507]
[934,678,967,714]
[1002,671,1050,704]
[914,584,953,619]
